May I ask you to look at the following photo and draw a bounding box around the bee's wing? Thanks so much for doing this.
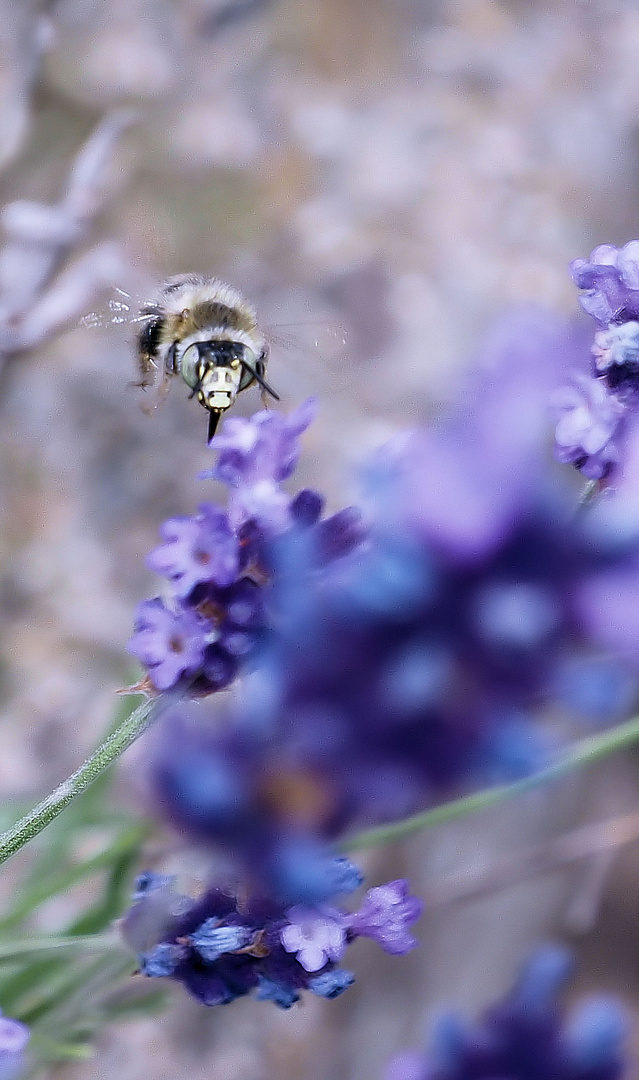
[265,320,349,402]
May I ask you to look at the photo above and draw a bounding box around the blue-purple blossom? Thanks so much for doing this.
[123,865,421,1009]
[208,397,317,487]
[385,948,627,1080]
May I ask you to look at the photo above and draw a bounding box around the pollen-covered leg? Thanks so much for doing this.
[140,367,174,415]
[135,313,164,390]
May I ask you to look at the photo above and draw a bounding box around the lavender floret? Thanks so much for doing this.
[147,504,238,598]
[348,880,423,955]
[127,599,207,691]
[280,906,346,971]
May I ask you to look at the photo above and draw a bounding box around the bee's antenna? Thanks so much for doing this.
[207,409,223,442]
[242,361,280,401]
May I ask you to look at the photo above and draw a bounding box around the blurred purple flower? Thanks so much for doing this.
[571,241,639,324]
[385,947,627,1080]
[552,375,624,480]
[0,1013,29,1080]
[555,241,639,481]
[123,865,420,1009]
[146,310,639,899]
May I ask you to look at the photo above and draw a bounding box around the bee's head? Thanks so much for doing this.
[181,339,256,412]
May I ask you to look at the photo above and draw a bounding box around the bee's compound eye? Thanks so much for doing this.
[180,343,200,389]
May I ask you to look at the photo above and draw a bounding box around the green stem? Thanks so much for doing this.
[0,695,157,866]
[341,711,639,852]
[0,934,120,961]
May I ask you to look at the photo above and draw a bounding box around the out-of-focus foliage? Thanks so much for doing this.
[0,698,162,1074]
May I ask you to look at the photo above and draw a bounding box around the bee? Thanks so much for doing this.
[135,274,280,441]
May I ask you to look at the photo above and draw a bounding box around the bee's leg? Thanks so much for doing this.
[132,349,157,390]
[135,316,163,389]
[139,345,176,415]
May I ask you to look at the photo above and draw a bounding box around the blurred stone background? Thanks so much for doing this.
[2,0,639,1076]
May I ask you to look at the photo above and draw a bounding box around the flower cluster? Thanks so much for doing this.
[386,948,627,1080]
[554,241,639,480]
[123,866,422,1009]
[127,399,364,694]
[146,311,639,900]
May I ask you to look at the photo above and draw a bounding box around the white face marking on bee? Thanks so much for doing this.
[197,364,243,410]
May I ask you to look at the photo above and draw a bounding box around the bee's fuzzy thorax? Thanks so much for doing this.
[154,278,263,352]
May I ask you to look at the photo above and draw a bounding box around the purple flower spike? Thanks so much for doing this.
[125,862,418,1010]
[349,880,422,955]
[127,598,207,691]
[147,504,238,598]
[280,905,347,971]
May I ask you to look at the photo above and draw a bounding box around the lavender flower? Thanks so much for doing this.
[205,397,319,533]
[123,864,421,1009]
[385,948,627,1080]
[127,399,362,695]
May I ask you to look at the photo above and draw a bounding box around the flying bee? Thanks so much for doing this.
[135,274,280,441]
